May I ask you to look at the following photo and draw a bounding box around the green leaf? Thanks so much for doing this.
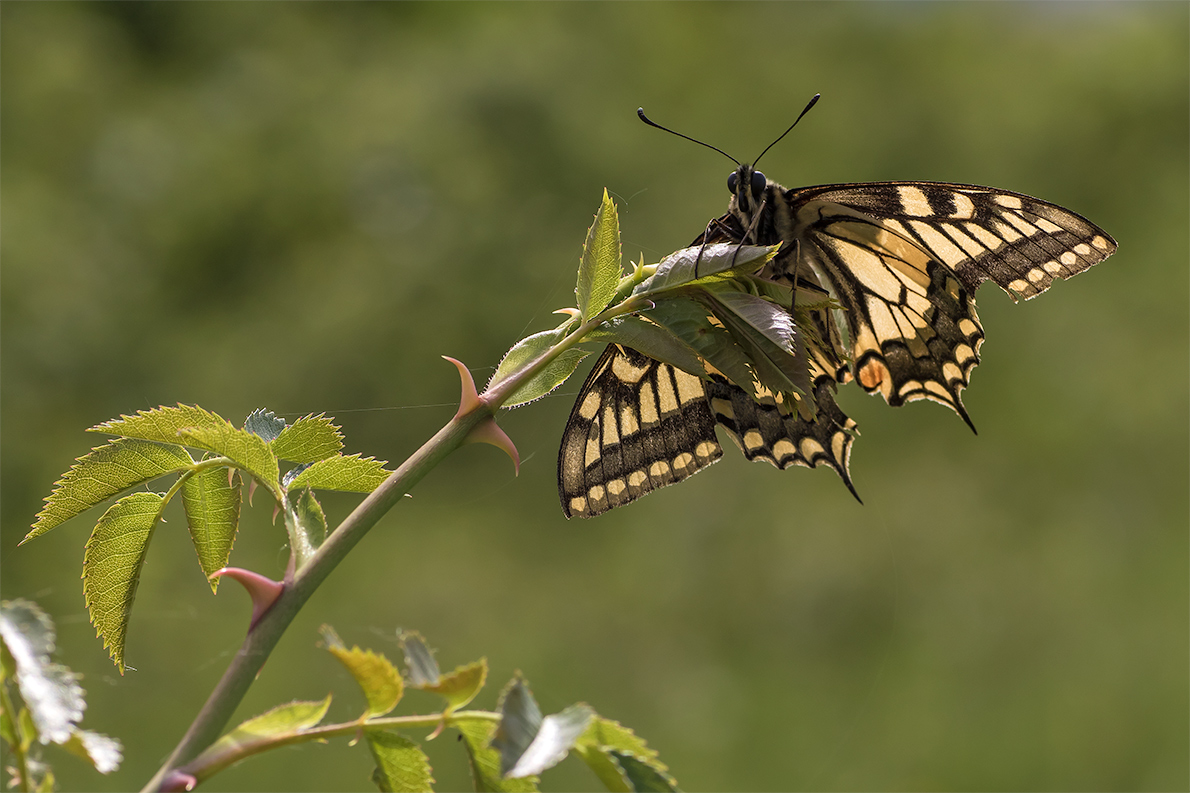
[88,404,228,445]
[285,453,392,493]
[182,467,242,590]
[271,414,345,463]
[577,189,622,323]
[398,631,440,687]
[366,731,434,793]
[644,296,757,396]
[456,718,538,793]
[490,329,591,408]
[585,317,708,380]
[322,631,404,718]
[82,492,167,673]
[185,697,332,782]
[505,705,594,779]
[698,289,810,397]
[574,716,670,793]
[288,488,327,569]
[25,439,194,542]
[61,729,123,774]
[417,659,487,712]
[179,421,280,497]
[632,243,777,297]
[490,676,541,777]
[608,752,679,792]
[244,408,286,442]
[0,600,84,743]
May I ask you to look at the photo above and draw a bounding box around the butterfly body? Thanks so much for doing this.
[558,158,1116,518]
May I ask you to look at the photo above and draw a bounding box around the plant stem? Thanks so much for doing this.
[141,313,615,791]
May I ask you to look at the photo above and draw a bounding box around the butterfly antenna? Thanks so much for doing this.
[752,93,821,168]
[637,108,740,166]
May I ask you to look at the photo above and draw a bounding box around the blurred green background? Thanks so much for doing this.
[2,3,1186,791]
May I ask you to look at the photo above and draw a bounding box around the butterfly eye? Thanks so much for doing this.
[727,171,738,194]
[751,170,767,198]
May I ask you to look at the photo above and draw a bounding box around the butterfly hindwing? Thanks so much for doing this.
[558,344,722,518]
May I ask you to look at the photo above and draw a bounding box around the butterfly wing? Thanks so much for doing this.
[777,181,1117,425]
[558,344,722,518]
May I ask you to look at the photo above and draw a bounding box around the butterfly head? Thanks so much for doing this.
[727,164,769,217]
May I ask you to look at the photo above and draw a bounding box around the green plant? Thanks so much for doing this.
[15,191,793,790]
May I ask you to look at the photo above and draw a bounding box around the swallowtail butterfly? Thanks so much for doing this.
[558,98,1117,518]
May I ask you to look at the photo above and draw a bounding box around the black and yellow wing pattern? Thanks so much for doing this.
[558,166,1116,518]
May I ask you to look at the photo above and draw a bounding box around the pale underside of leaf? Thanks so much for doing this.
[289,488,327,569]
[285,453,392,493]
[632,243,777,296]
[82,492,167,673]
[182,467,242,590]
[456,718,539,793]
[643,295,757,396]
[61,729,123,774]
[26,439,194,541]
[505,705,594,779]
[0,600,85,744]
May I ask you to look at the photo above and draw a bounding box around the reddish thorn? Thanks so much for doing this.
[467,417,520,476]
[426,719,446,741]
[272,502,280,524]
[228,468,235,488]
[553,307,582,318]
[443,356,519,474]
[443,356,481,418]
[209,568,284,630]
[160,771,198,792]
[248,479,258,506]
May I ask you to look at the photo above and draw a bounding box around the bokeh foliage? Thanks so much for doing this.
[2,3,1186,791]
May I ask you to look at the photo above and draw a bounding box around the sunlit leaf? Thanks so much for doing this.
[577,189,622,323]
[0,600,84,743]
[179,421,279,496]
[182,467,241,590]
[25,439,193,542]
[574,716,669,793]
[456,718,538,793]
[608,751,679,792]
[322,630,404,718]
[184,697,332,782]
[82,492,166,673]
[285,454,391,493]
[271,414,344,463]
[88,404,227,445]
[505,705,593,779]
[366,731,434,793]
[418,659,487,712]
[244,408,286,443]
[490,330,590,408]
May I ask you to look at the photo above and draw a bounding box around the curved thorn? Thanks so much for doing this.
[248,479,258,507]
[443,356,482,418]
[553,307,582,318]
[209,567,285,631]
[467,417,521,476]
